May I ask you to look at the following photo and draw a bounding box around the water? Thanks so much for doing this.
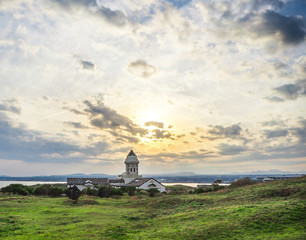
[163,183,210,187]
[163,183,229,187]
[0,181,229,189]
[0,181,66,188]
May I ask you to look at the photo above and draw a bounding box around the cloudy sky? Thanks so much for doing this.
[0,0,305,176]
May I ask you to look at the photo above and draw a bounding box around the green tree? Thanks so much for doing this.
[1,184,33,196]
[66,186,81,202]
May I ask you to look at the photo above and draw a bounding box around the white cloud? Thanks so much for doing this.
[0,0,305,175]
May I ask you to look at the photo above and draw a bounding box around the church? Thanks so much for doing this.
[67,150,166,192]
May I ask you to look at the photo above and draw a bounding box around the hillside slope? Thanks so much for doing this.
[0,177,305,239]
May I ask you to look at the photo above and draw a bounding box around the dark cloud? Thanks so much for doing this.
[144,121,164,128]
[141,150,214,162]
[293,119,306,143]
[264,129,288,138]
[0,113,108,162]
[0,99,21,114]
[264,96,284,102]
[152,129,172,139]
[273,62,287,70]
[109,131,139,143]
[128,60,157,78]
[274,79,306,100]
[83,99,147,137]
[218,143,247,155]
[261,10,305,45]
[248,0,285,12]
[208,124,242,139]
[64,121,88,129]
[52,0,127,27]
[81,60,95,70]
[261,120,285,127]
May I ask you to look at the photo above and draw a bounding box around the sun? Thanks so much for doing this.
[136,109,164,125]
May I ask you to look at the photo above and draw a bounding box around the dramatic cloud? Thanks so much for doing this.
[261,10,305,45]
[0,99,21,114]
[0,113,105,162]
[274,79,306,100]
[0,0,305,175]
[109,131,139,144]
[151,129,172,139]
[72,99,148,142]
[293,119,306,143]
[81,60,95,70]
[51,0,127,26]
[208,124,242,139]
[264,129,288,138]
[128,60,157,78]
[264,96,285,102]
[261,120,285,127]
[218,143,247,156]
[144,121,164,129]
[64,121,88,129]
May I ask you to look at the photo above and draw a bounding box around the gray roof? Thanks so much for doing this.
[109,178,125,183]
[67,178,109,185]
[124,150,139,164]
[126,178,158,187]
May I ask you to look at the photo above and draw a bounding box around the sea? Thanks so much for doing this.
[0,181,229,188]
[0,181,66,188]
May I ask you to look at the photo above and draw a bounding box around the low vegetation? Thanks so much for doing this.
[0,177,305,239]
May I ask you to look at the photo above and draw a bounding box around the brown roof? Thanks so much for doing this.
[67,178,109,185]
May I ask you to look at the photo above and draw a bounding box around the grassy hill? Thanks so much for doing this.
[0,177,305,239]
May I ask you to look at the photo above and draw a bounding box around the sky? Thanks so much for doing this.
[0,0,305,176]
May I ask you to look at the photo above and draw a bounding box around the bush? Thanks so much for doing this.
[98,186,123,198]
[147,188,159,197]
[34,185,51,196]
[66,186,82,202]
[230,177,256,188]
[121,186,136,196]
[82,187,99,196]
[1,184,33,196]
[213,185,225,191]
[49,187,64,197]
[191,187,213,194]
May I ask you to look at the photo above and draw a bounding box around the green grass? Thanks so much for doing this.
[0,177,305,239]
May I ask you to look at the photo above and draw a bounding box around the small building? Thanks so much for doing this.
[126,178,166,192]
[67,150,166,192]
[67,177,109,191]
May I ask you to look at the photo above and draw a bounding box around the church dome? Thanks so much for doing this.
[124,150,139,164]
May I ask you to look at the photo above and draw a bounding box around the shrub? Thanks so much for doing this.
[34,185,51,195]
[82,187,99,196]
[192,187,213,194]
[1,184,33,196]
[230,177,256,188]
[66,186,81,202]
[98,186,123,198]
[49,187,64,197]
[121,186,136,196]
[213,185,225,191]
[147,188,159,197]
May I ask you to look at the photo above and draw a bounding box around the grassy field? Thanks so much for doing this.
[0,177,305,240]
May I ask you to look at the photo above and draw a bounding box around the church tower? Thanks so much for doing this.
[119,150,142,183]
[125,150,139,175]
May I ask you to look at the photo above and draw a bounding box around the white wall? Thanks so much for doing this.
[138,179,166,192]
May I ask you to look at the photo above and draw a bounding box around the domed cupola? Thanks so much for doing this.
[124,150,139,176]
[124,150,139,164]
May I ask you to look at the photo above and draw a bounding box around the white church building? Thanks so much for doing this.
[67,150,165,192]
